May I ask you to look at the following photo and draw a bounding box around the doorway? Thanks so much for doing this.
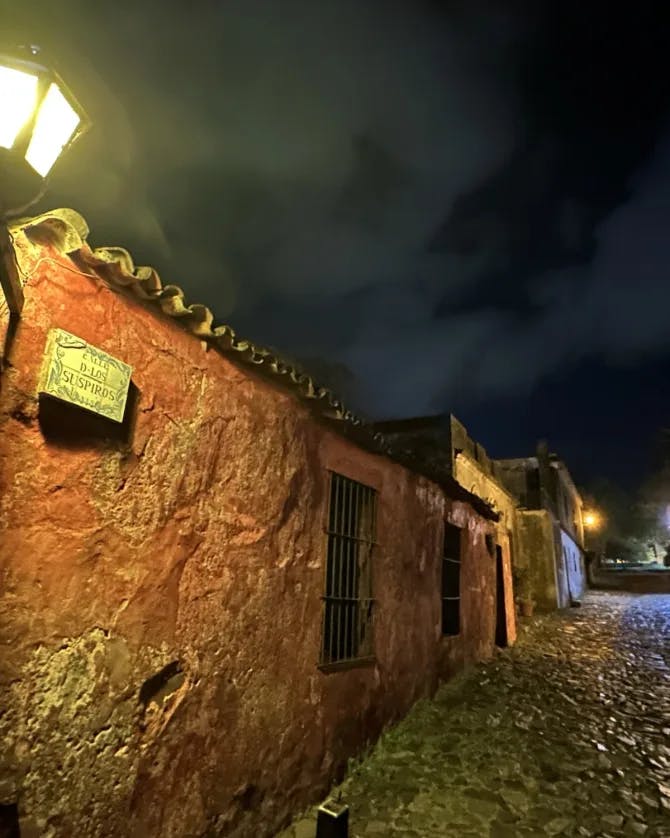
[495,545,508,647]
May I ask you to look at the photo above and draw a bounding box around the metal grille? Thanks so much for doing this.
[442,522,462,636]
[321,472,377,666]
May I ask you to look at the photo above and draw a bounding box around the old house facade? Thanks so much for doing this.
[448,417,518,646]
[375,415,519,646]
[0,210,512,838]
[498,444,587,610]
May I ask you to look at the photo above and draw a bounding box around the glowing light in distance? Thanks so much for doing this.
[583,510,602,531]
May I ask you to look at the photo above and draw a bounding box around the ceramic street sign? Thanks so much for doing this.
[39,328,132,423]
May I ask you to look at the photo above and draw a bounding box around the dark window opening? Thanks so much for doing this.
[442,522,462,636]
[0,802,20,838]
[321,473,377,667]
[495,544,508,647]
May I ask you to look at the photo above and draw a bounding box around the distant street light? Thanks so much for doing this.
[0,45,90,314]
[583,510,603,531]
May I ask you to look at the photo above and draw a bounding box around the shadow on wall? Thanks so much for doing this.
[0,802,20,838]
[37,383,140,449]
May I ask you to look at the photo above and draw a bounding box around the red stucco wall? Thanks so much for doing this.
[0,238,504,837]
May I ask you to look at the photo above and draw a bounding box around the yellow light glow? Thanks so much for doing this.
[584,510,602,531]
[25,82,80,176]
[0,65,39,149]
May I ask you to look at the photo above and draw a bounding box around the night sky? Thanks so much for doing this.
[5,0,670,489]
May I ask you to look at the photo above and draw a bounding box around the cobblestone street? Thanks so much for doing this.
[284,592,670,837]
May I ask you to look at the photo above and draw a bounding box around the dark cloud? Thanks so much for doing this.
[5,0,524,298]
[3,0,670,483]
[327,125,669,419]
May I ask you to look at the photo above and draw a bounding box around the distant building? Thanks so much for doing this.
[375,414,518,645]
[497,443,586,609]
[0,209,512,838]
[375,416,588,614]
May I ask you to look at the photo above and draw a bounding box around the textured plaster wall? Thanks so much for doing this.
[437,502,505,680]
[515,510,559,611]
[560,529,587,604]
[551,466,585,548]
[453,453,517,645]
[0,240,497,838]
[495,460,533,507]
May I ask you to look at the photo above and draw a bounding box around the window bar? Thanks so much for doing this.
[335,478,340,661]
[330,475,345,660]
[347,541,359,658]
[346,477,354,659]
[359,488,365,655]
[357,482,361,530]
[360,541,367,654]
[336,478,351,660]
[354,482,360,659]
[329,474,341,663]
[349,480,358,658]
[363,487,368,646]
[359,486,365,652]
[370,489,375,639]
[349,480,356,658]
[321,477,335,661]
[369,488,376,652]
[354,482,359,656]
[371,487,376,535]
[354,481,361,658]
[343,478,349,659]
[340,476,348,661]
[347,479,355,659]
[321,473,377,666]
[363,491,367,651]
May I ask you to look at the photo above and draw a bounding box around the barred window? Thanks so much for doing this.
[321,472,377,667]
[442,522,462,636]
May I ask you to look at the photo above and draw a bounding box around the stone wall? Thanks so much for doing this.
[453,453,517,646]
[496,457,539,509]
[515,510,559,611]
[450,415,505,485]
[0,240,500,837]
[590,569,670,594]
[549,461,585,547]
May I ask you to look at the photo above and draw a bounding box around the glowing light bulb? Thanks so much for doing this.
[25,82,81,176]
[0,65,39,149]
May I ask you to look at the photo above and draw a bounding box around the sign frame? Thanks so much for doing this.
[39,328,132,423]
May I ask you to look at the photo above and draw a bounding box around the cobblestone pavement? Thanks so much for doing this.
[282,592,670,837]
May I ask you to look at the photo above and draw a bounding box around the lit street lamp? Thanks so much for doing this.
[583,510,603,532]
[0,45,90,314]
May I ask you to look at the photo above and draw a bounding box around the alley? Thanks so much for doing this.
[285,593,670,838]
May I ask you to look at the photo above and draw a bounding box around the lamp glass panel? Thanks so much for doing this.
[25,82,80,176]
[0,65,39,149]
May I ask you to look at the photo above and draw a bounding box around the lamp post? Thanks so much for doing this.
[0,45,90,315]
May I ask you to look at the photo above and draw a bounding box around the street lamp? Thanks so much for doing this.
[583,510,603,531]
[0,45,90,314]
